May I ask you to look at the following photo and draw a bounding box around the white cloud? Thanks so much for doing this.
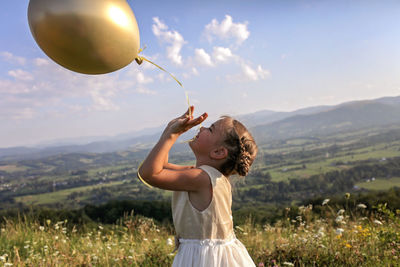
[0,51,26,65]
[136,87,156,95]
[34,57,50,67]
[213,47,233,63]
[135,72,154,84]
[226,63,270,82]
[241,64,270,81]
[152,17,186,65]
[0,54,161,119]
[8,69,34,81]
[194,48,213,67]
[194,46,234,68]
[89,89,120,111]
[204,15,250,45]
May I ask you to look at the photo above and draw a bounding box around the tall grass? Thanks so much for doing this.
[1,202,399,266]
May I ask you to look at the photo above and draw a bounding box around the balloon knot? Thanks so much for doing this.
[135,57,144,65]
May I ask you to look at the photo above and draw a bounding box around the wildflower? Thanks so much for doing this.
[345,243,352,248]
[235,226,244,232]
[39,226,44,231]
[166,237,174,246]
[54,225,59,230]
[337,209,345,215]
[345,193,350,199]
[128,256,133,259]
[258,263,265,267]
[55,235,59,240]
[357,203,367,209]
[336,228,344,235]
[373,219,383,225]
[1,228,5,233]
[322,199,330,205]
[0,256,5,262]
[4,263,13,267]
[317,227,325,237]
[98,225,104,230]
[283,262,294,266]
[335,216,344,223]
[46,220,51,225]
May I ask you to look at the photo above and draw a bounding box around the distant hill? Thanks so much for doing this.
[252,96,400,142]
[1,95,400,161]
[237,105,333,127]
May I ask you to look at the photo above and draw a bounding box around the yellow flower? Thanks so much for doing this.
[345,243,352,248]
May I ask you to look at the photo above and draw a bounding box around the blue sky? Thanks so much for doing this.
[1,0,400,148]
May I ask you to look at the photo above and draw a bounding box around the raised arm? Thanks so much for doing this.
[164,153,195,170]
[139,107,208,191]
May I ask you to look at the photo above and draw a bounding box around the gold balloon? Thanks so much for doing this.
[28,0,140,74]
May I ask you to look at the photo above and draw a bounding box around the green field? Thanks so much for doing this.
[356,177,400,191]
[15,181,126,206]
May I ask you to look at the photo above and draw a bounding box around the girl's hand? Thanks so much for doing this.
[164,106,208,136]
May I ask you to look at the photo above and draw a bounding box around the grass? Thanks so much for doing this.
[356,177,400,191]
[0,202,399,266]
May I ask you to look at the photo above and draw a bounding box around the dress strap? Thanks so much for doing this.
[198,165,224,187]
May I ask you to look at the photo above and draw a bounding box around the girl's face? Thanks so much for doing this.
[189,118,230,157]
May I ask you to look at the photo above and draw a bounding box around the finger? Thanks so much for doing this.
[187,112,208,127]
[180,105,194,118]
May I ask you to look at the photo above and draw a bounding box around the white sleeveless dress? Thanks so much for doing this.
[171,165,255,267]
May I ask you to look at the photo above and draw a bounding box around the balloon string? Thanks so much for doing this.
[135,56,183,87]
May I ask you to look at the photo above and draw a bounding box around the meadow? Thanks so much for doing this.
[1,126,400,266]
[0,197,399,266]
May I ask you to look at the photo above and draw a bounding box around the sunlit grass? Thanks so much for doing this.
[1,201,399,266]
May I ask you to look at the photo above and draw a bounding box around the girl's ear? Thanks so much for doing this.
[210,146,228,160]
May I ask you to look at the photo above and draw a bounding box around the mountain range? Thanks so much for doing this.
[1,95,400,161]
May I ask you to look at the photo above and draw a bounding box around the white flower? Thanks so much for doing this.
[39,226,44,231]
[335,216,344,223]
[357,204,367,209]
[98,225,104,230]
[336,228,344,235]
[4,263,13,267]
[322,199,330,205]
[1,228,5,233]
[283,262,294,266]
[373,219,383,225]
[0,256,6,262]
[337,209,345,215]
[235,226,244,231]
[166,237,174,246]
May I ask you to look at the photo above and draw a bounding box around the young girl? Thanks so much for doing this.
[139,106,257,267]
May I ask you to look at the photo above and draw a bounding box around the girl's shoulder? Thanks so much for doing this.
[198,165,229,187]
